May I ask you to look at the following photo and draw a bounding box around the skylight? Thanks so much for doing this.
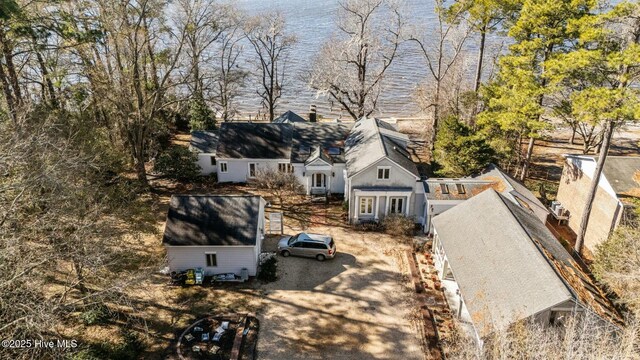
[327,147,341,155]
[440,184,449,194]
[456,183,466,194]
[299,145,310,154]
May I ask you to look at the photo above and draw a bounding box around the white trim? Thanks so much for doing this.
[353,189,413,197]
[359,197,374,215]
[348,156,419,180]
[205,252,218,267]
[248,162,258,178]
[219,161,228,173]
[377,166,391,180]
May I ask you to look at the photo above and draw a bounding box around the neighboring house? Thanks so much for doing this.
[190,130,219,175]
[556,155,640,251]
[422,164,550,233]
[431,189,621,346]
[344,118,423,223]
[213,120,352,196]
[273,110,307,124]
[162,195,266,277]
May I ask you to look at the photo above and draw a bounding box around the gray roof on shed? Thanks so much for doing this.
[601,156,640,196]
[291,122,352,163]
[273,110,307,124]
[163,195,262,246]
[432,189,573,336]
[345,118,419,177]
[216,123,292,159]
[190,131,219,154]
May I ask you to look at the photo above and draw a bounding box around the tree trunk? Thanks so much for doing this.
[520,137,535,181]
[574,120,614,255]
[0,62,16,122]
[570,125,576,145]
[0,28,22,105]
[474,29,486,93]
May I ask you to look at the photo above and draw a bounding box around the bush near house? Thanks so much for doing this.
[381,214,415,236]
[258,256,278,282]
[153,146,200,181]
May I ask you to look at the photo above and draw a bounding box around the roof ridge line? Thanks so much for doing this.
[496,192,579,303]
[373,119,388,157]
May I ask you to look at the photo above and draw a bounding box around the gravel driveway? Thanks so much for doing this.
[255,223,426,360]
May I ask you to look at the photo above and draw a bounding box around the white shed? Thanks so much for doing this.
[163,195,266,277]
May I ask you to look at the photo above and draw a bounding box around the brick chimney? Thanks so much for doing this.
[309,105,317,122]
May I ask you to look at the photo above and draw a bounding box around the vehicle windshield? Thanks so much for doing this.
[287,234,299,245]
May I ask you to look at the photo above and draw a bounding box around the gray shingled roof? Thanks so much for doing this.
[163,195,262,246]
[291,122,352,163]
[305,147,333,165]
[273,110,307,124]
[474,164,549,223]
[432,189,573,336]
[190,131,219,154]
[216,123,292,159]
[595,156,640,197]
[345,118,419,177]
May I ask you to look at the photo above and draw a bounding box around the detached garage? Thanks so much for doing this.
[163,195,266,277]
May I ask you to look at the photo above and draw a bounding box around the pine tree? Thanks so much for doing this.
[478,0,597,180]
[546,1,640,254]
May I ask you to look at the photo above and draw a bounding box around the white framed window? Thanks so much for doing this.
[278,162,293,173]
[205,253,217,267]
[377,166,390,180]
[389,197,405,214]
[210,156,216,166]
[359,197,374,215]
[219,162,228,173]
[248,163,258,178]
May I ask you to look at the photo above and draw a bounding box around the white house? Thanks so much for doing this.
[162,195,266,277]
[431,189,621,346]
[343,118,424,223]
[190,130,219,175]
[211,119,352,197]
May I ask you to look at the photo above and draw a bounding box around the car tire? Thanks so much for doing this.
[316,254,326,261]
[281,250,290,257]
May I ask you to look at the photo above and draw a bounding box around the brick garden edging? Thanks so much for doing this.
[406,249,444,360]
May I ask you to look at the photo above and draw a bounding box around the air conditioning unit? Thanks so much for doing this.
[554,205,565,217]
[551,201,560,212]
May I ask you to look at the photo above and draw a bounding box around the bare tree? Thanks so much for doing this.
[250,168,303,206]
[245,13,296,122]
[409,0,472,149]
[307,0,404,120]
[213,12,248,122]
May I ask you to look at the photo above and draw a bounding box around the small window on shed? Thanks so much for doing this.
[205,253,217,267]
[456,184,465,194]
[210,156,216,166]
[440,184,449,194]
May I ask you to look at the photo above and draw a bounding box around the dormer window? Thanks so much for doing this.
[327,147,341,155]
[377,166,390,180]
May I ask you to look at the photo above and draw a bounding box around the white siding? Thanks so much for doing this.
[197,153,217,175]
[216,159,287,183]
[348,158,419,222]
[166,246,259,276]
